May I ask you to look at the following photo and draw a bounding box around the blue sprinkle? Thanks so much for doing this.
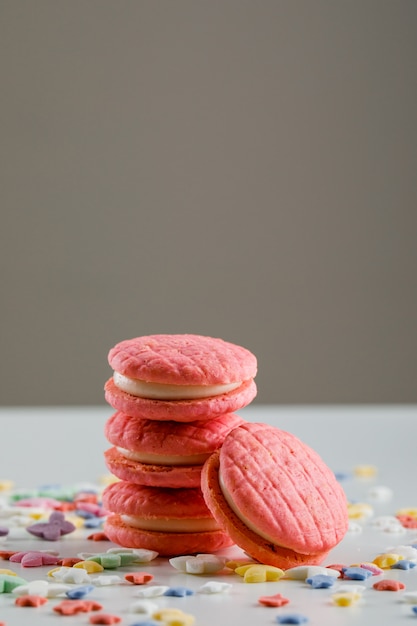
[306,574,335,589]
[163,586,194,597]
[84,517,104,528]
[391,560,417,570]
[276,614,309,625]
[412,606,417,615]
[74,510,96,519]
[66,584,95,599]
[334,471,351,481]
[342,567,372,581]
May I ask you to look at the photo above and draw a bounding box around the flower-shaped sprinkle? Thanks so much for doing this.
[27,512,76,541]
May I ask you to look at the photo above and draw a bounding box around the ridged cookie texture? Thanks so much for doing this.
[105,334,257,421]
[104,377,256,421]
[104,410,245,487]
[201,422,349,569]
[102,481,233,556]
[108,334,257,385]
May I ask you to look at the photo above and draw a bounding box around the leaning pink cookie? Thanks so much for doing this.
[105,334,257,421]
[201,422,349,569]
[104,411,245,488]
[102,481,233,556]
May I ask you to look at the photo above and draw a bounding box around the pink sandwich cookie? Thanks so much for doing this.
[103,481,234,556]
[202,422,349,569]
[105,334,257,421]
[104,410,245,488]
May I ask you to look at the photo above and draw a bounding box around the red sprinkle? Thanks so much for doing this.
[258,593,290,607]
[89,615,122,625]
[0,550,18,560]
[373,580,406,591]
[124,572,154,585]
[326,564,348,577]
[87,532,109,541]
[53,600,103,615]
[58,557,83,567]
[396,515,417,529]
[15,595,49,607]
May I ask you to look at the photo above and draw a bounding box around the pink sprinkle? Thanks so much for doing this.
[10,551,60,567]
[373,579,406,591]
[15,497,62,509]
[89,614,122,625]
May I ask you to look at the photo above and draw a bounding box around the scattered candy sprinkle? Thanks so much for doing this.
[275,614,309,624]
[341,567,373,581]
[129,599,159,615]
[15,593,49,607]
[196,581,232,594]
[305,574,336,589]
[163,586,194,597]
[9,550,60,567]
[234,563,284,582]
[258,592,290,607]
[353,464,378,478]
[169,554,227,574]
[66,584,95,599]
[125,572,154,585]
[134,585,170,598]
[88,614,122,625]
[53,599,103,615]
[332,591,362,606]
[373,553,404,568]
[373,579,406,591]
[26,511,76,540]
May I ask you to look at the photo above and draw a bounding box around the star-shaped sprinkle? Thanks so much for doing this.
[275,614,308,624]
[66,584,95,599]
[258,593,290,607]
[373,553,404,568]
[403,592,417,604]
[9,551,60,567]
[332,591,361,606]
[196,581,232,594]
[0,574,28,593]
[88,614,122,624]
[235,564,285,583]
[163,586,194,597]
[373,579,406,591]
[15,594,48,607]
[169,554,226,574]
[49,566,91,584]
[342,567,373,581]
[306,574,336,589]
[134,585,169,598]
[53,599,103,615]
[152,608,195,626]
[129,599,158,615]
[106,547,158,563]
[284,565,340,580]
[391,559,417,570]
[125,572,154,585]
[27,512,76,541]
[93,575,122,586]
[12,579,71,598]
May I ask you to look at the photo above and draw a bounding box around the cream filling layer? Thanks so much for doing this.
[117,446,210,466]
[121,514,220,533]
[113,371,241,400]
[219,469,279,545]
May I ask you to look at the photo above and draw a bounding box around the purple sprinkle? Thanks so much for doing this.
[0,526,9,537]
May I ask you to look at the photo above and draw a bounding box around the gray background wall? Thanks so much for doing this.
[1,0,416,406]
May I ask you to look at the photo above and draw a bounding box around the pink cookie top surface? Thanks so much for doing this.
[105,411,245,455]
[108,334,257,385]
[102,481,214,520]
[218,422,348,554]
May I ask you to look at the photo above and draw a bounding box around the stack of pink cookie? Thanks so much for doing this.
[102,334,258,556]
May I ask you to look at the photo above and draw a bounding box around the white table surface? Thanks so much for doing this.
[1,404,417,626]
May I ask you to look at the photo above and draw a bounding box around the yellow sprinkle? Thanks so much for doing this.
[73,560,104,573]
[28,512,47,520]
[99,474,120,486]
[235,564,285,583]
[332,591,361,606]
[347,502,373,520]
[0,569,17,576]
[396,507,417,519]
[47,567,60,578]
[152,608,195,626]
[0,480,14,491]
[65,515,85,529]
[353,465,377,479]
[373,553,403,568]
[225,558,257,571]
